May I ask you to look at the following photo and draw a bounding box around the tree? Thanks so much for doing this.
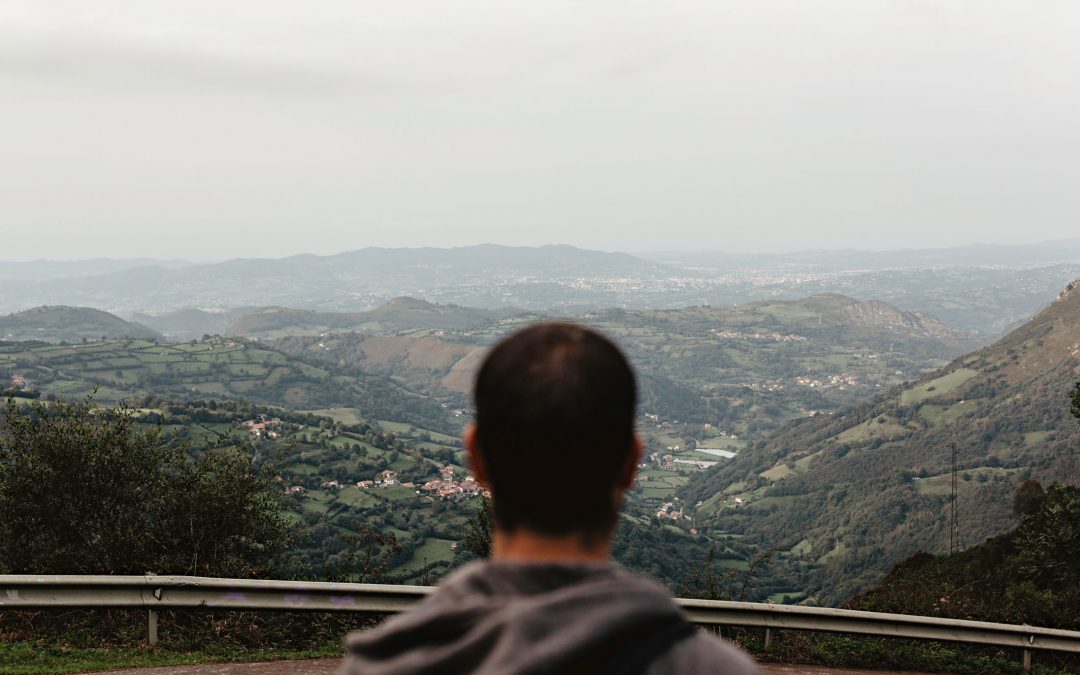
[0,396,290,577]
[1016,484,1080,589]
[1013,479,1046,519]
[462,494,493,558]
[323,525,402,583]
[1071,381,1080,422]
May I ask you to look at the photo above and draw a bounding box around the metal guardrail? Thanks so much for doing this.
[4,575,1079,671]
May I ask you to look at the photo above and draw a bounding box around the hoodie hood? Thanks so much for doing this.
[343,560,693,675]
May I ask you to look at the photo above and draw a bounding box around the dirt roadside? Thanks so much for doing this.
[88,658,929,674]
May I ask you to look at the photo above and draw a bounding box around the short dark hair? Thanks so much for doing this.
[473,322,637,537]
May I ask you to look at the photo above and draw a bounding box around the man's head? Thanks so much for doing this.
[467,322,640,542]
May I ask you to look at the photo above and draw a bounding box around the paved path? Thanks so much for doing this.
[92,659,928,674]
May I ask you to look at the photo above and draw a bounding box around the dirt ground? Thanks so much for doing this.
[91,658,929,674]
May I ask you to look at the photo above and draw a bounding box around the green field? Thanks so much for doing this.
[914,467,1023,496]
[834,415,909,443]
[760,464,795,481]
[393,537,458,576]
[900,368,979,405]
[917,401,974,425]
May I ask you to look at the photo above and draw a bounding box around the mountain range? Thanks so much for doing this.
[682,276,1080,604]
[4,274,1080,604]
[647,238,1080,272]
[4,243,1080,337]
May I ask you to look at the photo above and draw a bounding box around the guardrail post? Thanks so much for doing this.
[764,628,773,650]
[147,609,158,647]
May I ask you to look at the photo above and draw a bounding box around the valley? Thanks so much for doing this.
[0,289,1002,599]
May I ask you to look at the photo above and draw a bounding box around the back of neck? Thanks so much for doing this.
[491,528,612,563]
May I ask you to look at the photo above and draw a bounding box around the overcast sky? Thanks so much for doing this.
[2,1,1078,261]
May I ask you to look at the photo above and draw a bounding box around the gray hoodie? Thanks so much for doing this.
[343,561,758,675]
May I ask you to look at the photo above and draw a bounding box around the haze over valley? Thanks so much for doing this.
[5,240,1080,338]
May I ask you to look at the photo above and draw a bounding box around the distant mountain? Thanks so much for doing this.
[741,294,963,341]
[272,332,484,397]
[226,297,527,339]
[649,238,1080,272]
[6,243,1080,337]
[682,278,1080,605]
[0,306,165,343]
[0,258,190,282]
[0,245,672,316]
[131,308,253,342]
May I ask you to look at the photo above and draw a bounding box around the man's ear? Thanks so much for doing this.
[464,423,490,488]
[617,434,643,492]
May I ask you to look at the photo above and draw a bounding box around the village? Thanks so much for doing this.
[285,464,486,502]
[794,373,860,390]
[749,372,862,392]
[713,330,808,343]
[240,415,285,439]
[9,374,29,390]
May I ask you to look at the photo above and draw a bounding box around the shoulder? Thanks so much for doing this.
[644,630,759,675]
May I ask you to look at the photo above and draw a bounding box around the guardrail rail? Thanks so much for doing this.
[4,574,1079,671]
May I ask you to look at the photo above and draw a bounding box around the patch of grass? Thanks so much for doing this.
[304,408,366,426]
[900,368,979,405]
[715,558,750,570]
[377,420,414,434]
[793,451,822,471]
[335,486,378,508]
[817,540,847,563]
[918,403,971,425]
[697,437,745,450]
[760,464,795,481]
[722,480,748,495]
[915,467,1023,496]
[394,537,457,576]
[641,486,676,499]
[834,415,908,444]
[0,642,341,674]
[766,591,807,604]
[286,462,320,476]
[639,469,681,480]
[378,486,419,502]
[790,539,813,557]
[1024,430,1052,446]
[750,632,1064,674]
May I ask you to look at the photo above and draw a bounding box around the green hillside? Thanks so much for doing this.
[270,294,978,439]
[0,336,453,434]
[848,481,1080,631]
[682,279,1080,605]
[0,306,164,343]
[226,298,525,339]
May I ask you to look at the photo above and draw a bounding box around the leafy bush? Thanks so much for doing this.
[0,396,290,577]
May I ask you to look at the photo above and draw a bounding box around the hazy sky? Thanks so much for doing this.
[2,1,1079,261]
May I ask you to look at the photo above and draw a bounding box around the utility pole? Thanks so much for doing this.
[949,442,960,554]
